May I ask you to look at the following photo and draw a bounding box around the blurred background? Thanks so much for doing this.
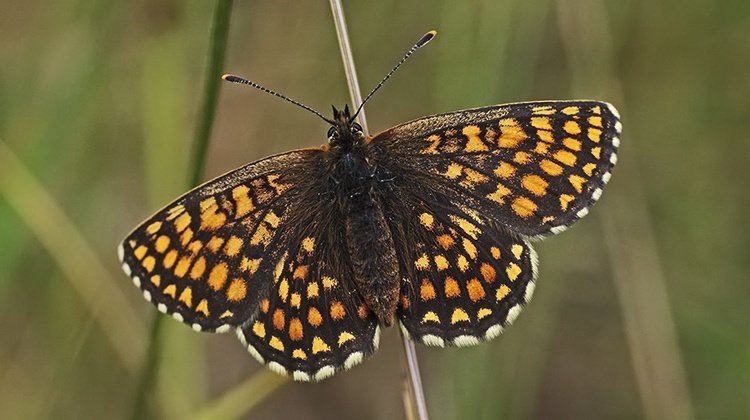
[1,1,749,419]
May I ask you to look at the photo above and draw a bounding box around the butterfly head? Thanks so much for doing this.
[327,105,364,149]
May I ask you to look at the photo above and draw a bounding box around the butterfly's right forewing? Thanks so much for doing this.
[372,101,621,238]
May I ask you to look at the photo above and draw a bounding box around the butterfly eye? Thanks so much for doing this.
[327,127,338,140]
[351,122,363,135]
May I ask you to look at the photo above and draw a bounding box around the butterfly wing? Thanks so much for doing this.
[236,229,380,381]
[120,148,380,380]
[369,100,619,345]
[374,180,537,346]
[119,150,323,332]
[371,101,621,238]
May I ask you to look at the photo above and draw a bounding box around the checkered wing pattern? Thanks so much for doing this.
[373,101,621,238]
[392,196,537,346]
[237,232,380,381]
[118,150,322,333]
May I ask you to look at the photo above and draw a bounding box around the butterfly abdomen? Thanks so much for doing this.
[332,150,400,326]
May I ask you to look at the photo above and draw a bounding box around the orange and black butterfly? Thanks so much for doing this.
[118,31,621,381]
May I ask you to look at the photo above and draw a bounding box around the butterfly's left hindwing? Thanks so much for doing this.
[119,150,323,332]
[372,101,621,238]
[237,232,381,381]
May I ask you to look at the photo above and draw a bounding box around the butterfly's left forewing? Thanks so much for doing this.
[372,101,621,238]
[119,150,322,332]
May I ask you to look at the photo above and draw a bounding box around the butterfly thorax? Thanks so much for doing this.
[324,106,400,326]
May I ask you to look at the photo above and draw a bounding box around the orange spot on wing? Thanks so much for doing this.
[531,116,552,130]
[240,257,261,274]
[588,116,603,127]
[312,336,331,354]
[444,277,461,298]
[154,236,170,253]
[178,286,193,307]
[330,301,346,321]
[554,150,577,167]
[174,213,191,233]
[307,282,319,298]
[190,256,206,279]
[293,265,308,280]
[252,321,265,338]
[259,298,270,313]
[232,185,254,218]
[487,183,511,204]
[272,308,285,330]
[511,196,537,218]
[207,262,228,291]
[564,120,581,135]
[463,125,488,152]
[224,236,243,257]
[490,247,501,259]
[540,159,563,176]
[134,245,147,260]
[308,307,323,327]
[582,163,597,176]
[563,137,582,151]
[174,256,192,277]
[498,118,528,147]
[338,332,355,346]
[142,256,156,272]
[560,194,575,211]
[206,236,225,252]
[419,213,434,229]
[569,174,586,193]
[480,263,496,282]
[496,285,511,301]
[146,221,162,234]
[514,151,531,164]
[290,292,301,309]
[420,279,436,301]
[477,308,493,319]
[494,162,516,178]
[288,317,304,341]
[163,250,178,268]
[421,311,440,324]
[588,127,602,142]
[163,284,176,298]
[434,255,449,271]
[196,299,209,316]
[506,263,522,281]
[269,336,284,352]
[466,278,486,302]
[521,174,549,196]
[200,198,227,231]
[436,234,455,250]
[226,279,247,302]
[451,308,470,324]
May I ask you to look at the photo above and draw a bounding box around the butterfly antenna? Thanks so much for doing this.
[221,74,335,124]
[349,30,437,123]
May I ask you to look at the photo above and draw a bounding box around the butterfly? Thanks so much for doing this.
[118,31,621,382]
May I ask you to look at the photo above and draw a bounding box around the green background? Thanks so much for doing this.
[1,1,748,419]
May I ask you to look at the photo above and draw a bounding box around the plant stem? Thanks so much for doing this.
[189,0,235,189]
[327,2,429,420]
[130,1,234,419]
